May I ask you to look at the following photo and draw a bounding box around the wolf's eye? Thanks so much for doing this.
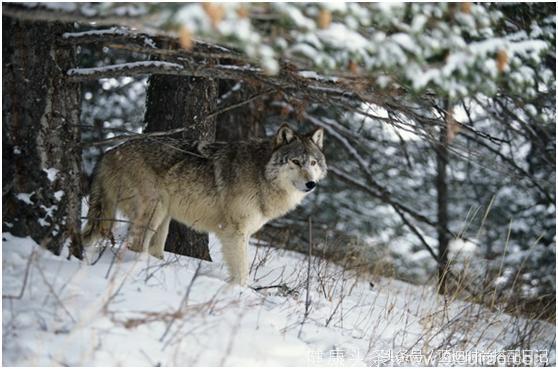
[291,159,301,166]
[310,160,317,166]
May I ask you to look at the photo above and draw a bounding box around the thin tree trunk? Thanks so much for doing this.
[436,102,450,294]
[2,16,82,258]
[143,74,217,261]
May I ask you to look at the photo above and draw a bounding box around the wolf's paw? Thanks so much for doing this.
[148,244,165,260]
[149,251,164,260]
[126,243,143,253]
[224,281,246,295]
[228,275,248,287]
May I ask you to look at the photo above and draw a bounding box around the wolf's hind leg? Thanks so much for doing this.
[217,230,248,286]
[148,215,170,259]
[128,200,166,254]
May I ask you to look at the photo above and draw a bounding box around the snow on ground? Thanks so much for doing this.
[2,233,555,366]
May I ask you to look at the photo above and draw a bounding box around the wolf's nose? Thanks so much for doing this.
[305,181,316,190]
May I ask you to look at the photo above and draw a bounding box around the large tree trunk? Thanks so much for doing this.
[143,74,217,261]
[216,80,267,141]
[2,16,82,258]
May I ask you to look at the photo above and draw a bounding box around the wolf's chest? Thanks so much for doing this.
[222,188,304,235]
[260,188,306,221]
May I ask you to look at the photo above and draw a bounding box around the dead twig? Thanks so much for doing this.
[298,216,313,339]
[34,259,77,323]
[159,260,203,343]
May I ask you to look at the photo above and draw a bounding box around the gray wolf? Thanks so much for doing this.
[82,124,327,285]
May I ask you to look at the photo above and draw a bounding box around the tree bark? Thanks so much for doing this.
[2,16,82,258]
[216,80,267,141]
[143,74,217,261]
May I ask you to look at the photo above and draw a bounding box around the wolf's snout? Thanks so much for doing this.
[305,181,316,190]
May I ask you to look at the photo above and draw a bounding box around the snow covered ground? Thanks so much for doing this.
[2,232,555,366]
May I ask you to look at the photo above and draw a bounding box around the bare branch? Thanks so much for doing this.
[329,166,436,228]
[82,88,273,147]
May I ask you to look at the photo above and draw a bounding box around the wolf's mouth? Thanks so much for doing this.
[293,181,314,193]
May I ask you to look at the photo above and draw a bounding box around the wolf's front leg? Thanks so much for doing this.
[217,230,248,286]
[148,216,170,259]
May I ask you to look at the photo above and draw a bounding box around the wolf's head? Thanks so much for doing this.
[266,123,327,193]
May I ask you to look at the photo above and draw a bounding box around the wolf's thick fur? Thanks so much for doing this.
[82,124,327,285]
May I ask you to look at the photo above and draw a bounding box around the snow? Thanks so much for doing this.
[391,33,419,53]
[53,190,65,201]
[143,37,156,48]
[273,3,316,31]
[217,64,261,73]
[448,238,478,261]
[3,233,555,366]
[78,3,98,17]
[217,81,242,103]
[493,275,509,288]
[162,2,555,90]
[411,14,428,32]
[37,217,50,227]
[351,103,420,142]
[67,61,184,76]
[320,2,347,13]
[317,23,369,52]
[111,5,146,17]
[524,104,537,117]
[62,27,130,39]
[289,43,320,60]
[16,193,34,205]
[43,167,59,183]
[298,70,339,82]
[41,2,77,12]
[175,3,214,34]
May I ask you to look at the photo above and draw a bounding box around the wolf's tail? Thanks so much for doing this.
[82,168,114,247]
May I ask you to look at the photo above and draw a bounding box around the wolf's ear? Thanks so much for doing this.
[274,123,296,149]
[309,127,324,149]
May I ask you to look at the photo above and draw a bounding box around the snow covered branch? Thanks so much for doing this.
[65,56,373,109]
[67,61,185,79]
[60,27,250,63]
[66,61,266,82]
